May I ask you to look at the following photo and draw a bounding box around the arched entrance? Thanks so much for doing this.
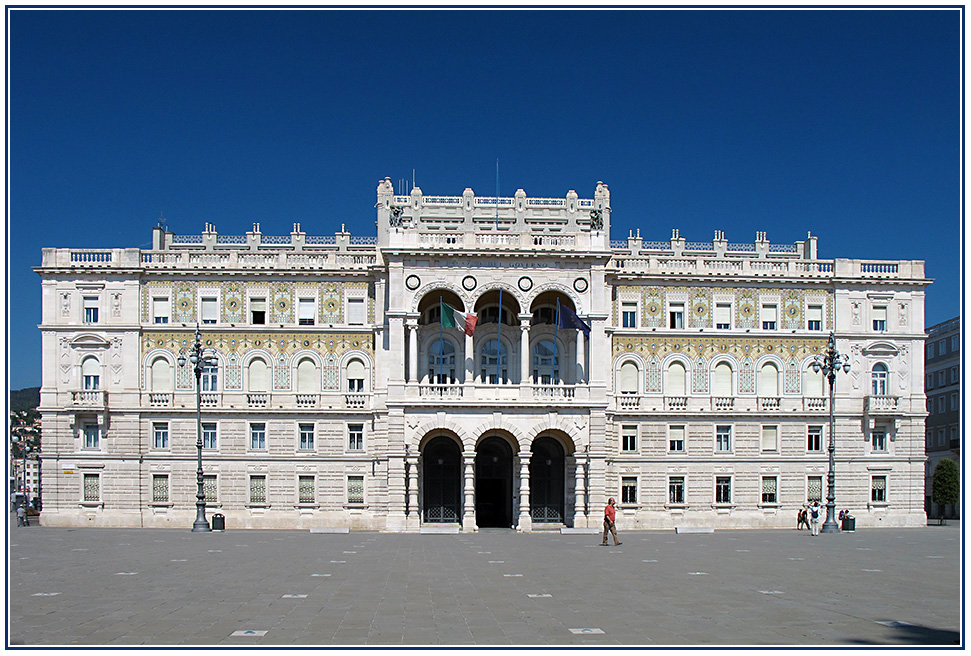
[475,436,513,528]
[422,436,462,523]
[530,437,565,523]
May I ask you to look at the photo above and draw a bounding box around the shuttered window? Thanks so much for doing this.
[807,305,823,331]
[298,298,315,325]
[805,368,824,397]
[759,363,779,397]
[347,298,365,325]
[761,304,777,330]
[151,358,173,391]
[248,359,268,392]
[714,303,731,329]
[761,426,778,452]
[619,362,638,394]
[713,362,733,396]
[667,362,686,396]
[201,297,218,324]
[347,359,366,392]
[296,359,317,393]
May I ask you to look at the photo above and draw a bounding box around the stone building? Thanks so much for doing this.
[924,316,960,518]
[35,179,929,530]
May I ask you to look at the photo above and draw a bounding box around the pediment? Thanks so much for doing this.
[861,341,899,357]
[69,333,111,348]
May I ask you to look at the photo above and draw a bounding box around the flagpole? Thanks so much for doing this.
[553,299,560,385]
[439,296,444,385]
[496,287,503,384]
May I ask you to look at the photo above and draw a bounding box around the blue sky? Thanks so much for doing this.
[7,8,961,390]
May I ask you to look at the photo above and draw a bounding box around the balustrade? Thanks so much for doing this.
[803,397,827,412]
[531,385,575,399]
[866,395,900,413]
[758,397,781,411]
[148,392,171,407]
[345,393,367,408]
[71,390,106,406]
[418,384,464,398]
[296,394,318,408]
[711,397,735,411]
[617,394,641,410]
[665,396,688,411]
[247,393,269,407]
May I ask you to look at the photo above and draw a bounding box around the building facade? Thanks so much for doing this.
[36,179,929,530]
[924,316,960,518]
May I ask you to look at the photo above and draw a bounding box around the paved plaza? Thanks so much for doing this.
[7,520,962,647]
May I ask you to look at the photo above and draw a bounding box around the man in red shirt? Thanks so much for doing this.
[602,497,621,546]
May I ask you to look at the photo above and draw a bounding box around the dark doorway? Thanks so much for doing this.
[475,437,513,528]
[530,437,565,523]
[422,437,461,523]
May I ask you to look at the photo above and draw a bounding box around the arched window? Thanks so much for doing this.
[532,340,557,383]
[81,356,101,390]
[759,362,780,397]
[248,358,269,393]
[480,340,507,384]
[150,357,173,391]
[619,361,639,395]
[712,362,733,396]
[428,340,456,384]
[296,358,318,394]
[666,361,687,396]
[805,367,824,397]
[346,358,367,392]
[871,362,888,396]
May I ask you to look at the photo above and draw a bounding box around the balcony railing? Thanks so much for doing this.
[532,385,576,400]
[148,392,171,407]
[666,396,688,411]
[804,397,827,412]
[71,390,106,407]
[758,397,780,411]
[617,394,641,410]
[296,394,318,408]
[866,395,900,413]
[200,393,220,408]
[419,384,464,398]
[247,393,269,407]
[345,393,368,408]
[712,397,735,411]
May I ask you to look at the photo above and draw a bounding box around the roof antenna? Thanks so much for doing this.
[157,211,166,229]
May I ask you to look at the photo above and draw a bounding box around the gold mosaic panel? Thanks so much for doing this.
[142,331,374,357]
[612,335,828,361]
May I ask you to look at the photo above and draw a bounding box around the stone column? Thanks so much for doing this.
[464,331,474,385]
[517,450,532,532]
[576,329,586,384]
[461,453,476,532]
[519,318,531,385]
[407,321,419,383]
[573,456,587,528]
[407,453,420,531]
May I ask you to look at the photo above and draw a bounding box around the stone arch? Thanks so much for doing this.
[410,281,470,313]
[469,421,525,452]
[413,421,470,451]
[525,282,584,315]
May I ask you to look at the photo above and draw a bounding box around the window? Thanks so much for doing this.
[761,476,778,504]
[938,371,946,387]
[83,296,99,323]
[937,339,946,355]
[153,422,169,449]
[951,335,959,351]
[807,476,823,503]
[712,362,733,396]
[951,393,958,411]
[83,473,100,502]
[347,359,366,392]
[669,302,684,329]
[872,306,887,332]
[951,367,959,384]
[81,357,101,390]
[807,305,823,331]
[298,298,315,325]
[759,362,779,397]
[250,297,266,324]
[762,304,777,330]
[937,396,945,413]
[761,426,778,452]
[927,342,935,358]
[248,358,269,392]
[298,476,315,504]
[201,364,218,392]
[926,373,934,390]
[430,340,457,384]
[950,426,958,445]
[715,476,732,504]
[666,361,687,396]
[480,340,508,384]
[805,367,824,397]
[203,474,217,503]
[249,475,266,504]
[151,357,173,391]
[668,476,685,505]
[200,297,218,324]
[152,474,169,503]
[937,429,945,446]
[622,302,637,328]
[669,425,685,452]
[807,426,822,452]
[621,477,638,504]
[871,475,887,503]
[296,358,318,394]
[202,422,217,450]
[715,303,731,330]
[347,475,365,505]
[532,340,557,384]
[871,363,888,396]
[621,425,637,452]
[250,423,266,450]
[348,423,364,451]
[715,425,732,452]
[871,430,887,452]
[619,361,638,395]
[347,298,366,325]
[83,424,101,449]
[152,297,170,324]
[299,423,315,451]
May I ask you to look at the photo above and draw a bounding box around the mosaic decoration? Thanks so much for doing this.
[222,282,244,323]
[225,353,241,389]
[690,289,711,328]
[275,353,290,389]
[272,283,294,324]
[736,289,757,330]
[782,291,802,329]
[644,287,664,328]
[739,357,755,394]
[646,356,661,393]
[174,283,196,324]
[323,353,339,389]
[693,357,708,393]
[320,283,343,324]
[785,358,801,393]
[612,336,827,368]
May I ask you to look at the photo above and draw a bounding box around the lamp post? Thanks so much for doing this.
[812,332,851,534]
[178,326,219,532]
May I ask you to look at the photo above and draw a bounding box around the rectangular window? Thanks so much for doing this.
[927,343,935,358]
[621,425,637,452]
[715,303,731,330]
[807,476,823,503]
[298,298,315,325]
[872,306,887,332]
[950,393,958,411]
[926,373,934,390]
[807,426,822,452]
[201,297,218,324]
[761,476,778,504]
[621,477,638,504]
[153,422,169,449]
[299,423,315,451]
[937,396,945,413]
[937,428,946,446]
[807,305,823,331]
[298,476,315,504]
[871,475,887,503]
[152,474,169,503]
[938,339,946,355]
[203,474,217,503]
[83,473,100,502]
[951,367,959,384]
[348,423,364,451]
[202,422,217,450]
[761,425,778,452]
[715,425,732,452]
[249,475,266,504]
[621,302,637,328]
[152,297,170,324]
[250,297,266,325]
[871,431,887,452]
[950,426,958,445]
[250,423,266,450]
[669,302,684,329]
[669,425,685,452]
[347,475,365,505]
[347,298,366,325]
[762,304,778,330]
[83,373,100,391]
[83,296,99,323]
[938,371,946,386]
[715,476,732,504]
[83,424,101,449]
[668,476,685,505]
[951,335,959,351]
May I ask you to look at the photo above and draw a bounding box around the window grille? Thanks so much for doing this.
[249,475,266,504]
[298,476,315,504]
[203,475,217,503]
[83,473,99,502]
[871,476,887,502]
[347,476,365,504]
[761,476,777,503]
[669,476,685,504]
[152,474,169,503]
[807,476,822,503]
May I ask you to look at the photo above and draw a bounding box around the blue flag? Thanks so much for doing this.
[558,305,591,337]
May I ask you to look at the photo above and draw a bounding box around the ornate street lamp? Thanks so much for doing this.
[812,332,851,534]
[177,326,219,532]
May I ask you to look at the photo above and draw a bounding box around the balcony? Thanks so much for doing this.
[758,397,781,411]
[617,394,641,410]
[532,385,576,400]
[71,390,106,409]
[148,392,171,407]
[296,394,318,408]
[418,384,464,398]
[666,396,688,411]
[711,397,735,411]
[345,393,368,408]
[247,393,269,408]
[803,397,827,412]
[866,395,901,415]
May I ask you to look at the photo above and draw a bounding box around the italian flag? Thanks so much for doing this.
[441,301,477,336]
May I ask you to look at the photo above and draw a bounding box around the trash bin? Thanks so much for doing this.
[841,515,855,532]
[211,513,225,531]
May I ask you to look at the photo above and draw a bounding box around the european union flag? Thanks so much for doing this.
[558,304,591,337]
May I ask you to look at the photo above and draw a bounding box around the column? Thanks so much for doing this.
[407,454,420,530]
[464,331,474,385]
[576,329,586,384]
[407,322,418,383]
[519,319,530,385]
[573,456,587,528]
[517,450,532,532]
[461,453,476,531]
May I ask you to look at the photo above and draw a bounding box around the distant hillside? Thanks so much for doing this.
[9,387,40,414]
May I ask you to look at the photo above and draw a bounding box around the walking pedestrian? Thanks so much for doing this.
[601,497,621,546]
[797,507,810,530]
[809,500,822,535]
[16,504,25,527]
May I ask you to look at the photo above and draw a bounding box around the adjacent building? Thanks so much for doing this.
[36,179,929,530]
[924,316,960,518]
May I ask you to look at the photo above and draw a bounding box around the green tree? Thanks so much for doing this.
[932,458,960,522]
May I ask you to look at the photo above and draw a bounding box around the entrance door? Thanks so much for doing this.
[530,437,565,523]
[475,437,513,527]
[422,437,461,523]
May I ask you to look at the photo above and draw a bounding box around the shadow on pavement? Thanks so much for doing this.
[848,622,960,646]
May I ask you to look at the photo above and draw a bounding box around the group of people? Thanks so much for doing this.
[798,502,851,534]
